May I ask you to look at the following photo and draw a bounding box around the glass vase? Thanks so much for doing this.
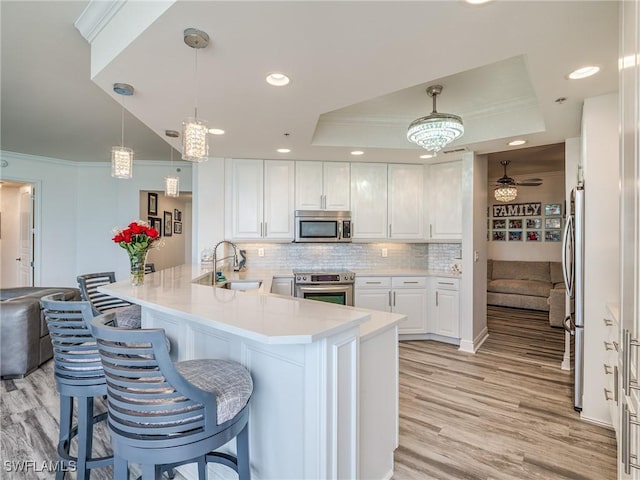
[129,249,148,286]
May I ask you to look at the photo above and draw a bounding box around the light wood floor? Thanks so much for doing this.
[393,305,617,480]
[1,306,617,479]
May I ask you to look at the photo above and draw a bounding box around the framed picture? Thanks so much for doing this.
[545,230,561,242]
[492,231,506,241]
[526,231,541,241]
[492,219,506,229]
[174,221,182,234]
[148,217,162,236]
[545,217,562,229]
[163,211,173,237]
[526,218,542,229]
[174,209,182,222]
[545,203,562,216]
[508,231,523,241]
[148,193,158,215]
[508,219,522,229]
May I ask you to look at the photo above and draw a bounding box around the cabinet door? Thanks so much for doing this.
[431,288,460,338]
[350,163,388,239]
[323,162,350,210]
[388,164,425,239]
[264,161,295,240]
[295,162,324,210]
[393,288,428,335]
[229,159,264,239]
[355,289,391,312]
[271,278,294,296]
[428,161,462,240]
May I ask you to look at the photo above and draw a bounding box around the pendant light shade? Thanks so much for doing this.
[165,129,180,197]
[407,85,464,153]
[111,83,134,179]
[182,28,210,163]
[494,185,518,203]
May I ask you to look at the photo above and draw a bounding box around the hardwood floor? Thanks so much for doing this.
[1,305,616,479]
[393,306,617,480]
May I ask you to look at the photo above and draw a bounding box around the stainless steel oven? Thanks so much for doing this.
[294,270,355,306]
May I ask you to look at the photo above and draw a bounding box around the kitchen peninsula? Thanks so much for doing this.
[99,264,404,480]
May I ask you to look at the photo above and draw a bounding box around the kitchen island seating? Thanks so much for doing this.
[89,312,253,480]
[40,293,113,480]
[77,272,141,329]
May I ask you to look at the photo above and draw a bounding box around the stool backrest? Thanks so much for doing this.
[40,293,106,390]
[90,314,217,441]
[77,272,132,315]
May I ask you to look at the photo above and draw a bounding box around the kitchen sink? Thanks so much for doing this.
[219,280,262,291]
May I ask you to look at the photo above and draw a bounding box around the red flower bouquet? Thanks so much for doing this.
[112,221,161,285]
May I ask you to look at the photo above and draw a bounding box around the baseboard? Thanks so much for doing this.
[580,413,614,430]
[459,326,489,353]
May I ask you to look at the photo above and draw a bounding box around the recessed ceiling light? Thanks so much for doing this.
[508,139,527,146]
[420,154,434,159]
[266,73,290,86]
[351,150,364,156]
[277,148,291,153]
[208,128,225,135]
[465,0,493,4]
[567,66,600,80]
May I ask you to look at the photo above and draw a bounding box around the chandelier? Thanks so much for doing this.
[407,85,464,153]
[494,185,518,203]
[111,83,134,179]
[164,130,180,198]
[182,28,209,163]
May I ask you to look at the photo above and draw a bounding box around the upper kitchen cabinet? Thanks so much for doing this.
[426,160,462,241]
[388,164,425,240]
[350,163,388,239]
[226,159,295,241]
[295,161,350,211]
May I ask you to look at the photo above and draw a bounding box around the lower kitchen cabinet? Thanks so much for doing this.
[428,277,460,338]
[271,277,293,296]
[355,276,427,336]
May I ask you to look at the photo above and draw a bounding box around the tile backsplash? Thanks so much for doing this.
[230,242,461,271]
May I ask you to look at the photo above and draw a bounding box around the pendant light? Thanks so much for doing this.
[182,28,209,163]
[111,83,134,178]
[407,85,464,154]
[165,130,180,198]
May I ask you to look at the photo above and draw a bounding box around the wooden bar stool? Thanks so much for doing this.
[40,294,113,479]
[89,313,253,479]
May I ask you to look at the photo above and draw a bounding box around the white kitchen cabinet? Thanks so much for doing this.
[226,159,295,241]
[271,277,294,296]
[388,164,425,240]
[295,161,350,210]
[427,160,462,240]
[350,163,388,239]
[355,276,427,336]
[428,277,460,338]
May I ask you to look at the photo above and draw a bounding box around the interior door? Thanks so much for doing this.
[18,185,34,286]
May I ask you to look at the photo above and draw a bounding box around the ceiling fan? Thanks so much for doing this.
[493,160,543,203]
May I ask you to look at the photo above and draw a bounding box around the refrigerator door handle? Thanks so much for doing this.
[562,214,574,297]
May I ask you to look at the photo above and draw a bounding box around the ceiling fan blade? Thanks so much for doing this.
[520,177,543,183]
[516,181,543,187]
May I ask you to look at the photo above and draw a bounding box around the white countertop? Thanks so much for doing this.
[100,264,406,345]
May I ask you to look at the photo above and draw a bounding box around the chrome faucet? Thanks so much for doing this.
[212,240,239,284]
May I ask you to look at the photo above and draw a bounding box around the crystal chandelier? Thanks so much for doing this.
[164,130,180,198]
[407,85,464,153]
[494,185,518,203]
[182,28,209,163]
[111,83,134,179]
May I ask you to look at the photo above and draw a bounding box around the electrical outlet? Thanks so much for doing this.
[381,248,388,258]
[258,248,264,257]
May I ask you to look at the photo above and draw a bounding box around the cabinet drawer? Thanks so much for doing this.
[392,277,427,288]
[355,277,392,288]
[433,277,459,291]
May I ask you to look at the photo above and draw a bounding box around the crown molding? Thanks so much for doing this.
[0,150,193,169]
[74,0,127,43]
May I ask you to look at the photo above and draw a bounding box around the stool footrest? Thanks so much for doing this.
[206,451,239,472]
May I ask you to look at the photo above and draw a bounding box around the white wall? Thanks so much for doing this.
[0,186,21,287]
[581,94,619,425]
[193,158,225,263]
[0,151,192,286]
[487,170,565,262]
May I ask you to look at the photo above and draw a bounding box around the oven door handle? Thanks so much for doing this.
[296,285,351,293]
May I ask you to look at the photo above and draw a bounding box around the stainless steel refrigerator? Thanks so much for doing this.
[562,183,585,411]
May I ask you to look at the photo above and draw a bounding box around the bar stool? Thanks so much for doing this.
[89,313,253,480]
[40,293,113,480]
[77,272,141,329]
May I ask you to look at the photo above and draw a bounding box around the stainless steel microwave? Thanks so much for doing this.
[294,210,352,243]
